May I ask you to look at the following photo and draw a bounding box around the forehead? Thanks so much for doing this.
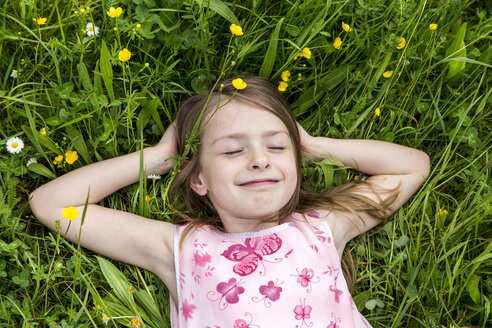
[201,99,289,142]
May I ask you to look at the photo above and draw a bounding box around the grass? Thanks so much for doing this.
[1,0,491,327]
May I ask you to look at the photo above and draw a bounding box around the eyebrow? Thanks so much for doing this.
[211,130,289,146]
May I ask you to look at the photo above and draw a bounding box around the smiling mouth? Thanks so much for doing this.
[239,179,279,187]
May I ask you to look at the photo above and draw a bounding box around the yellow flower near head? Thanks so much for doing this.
[333,37,342,49]
[342,22,352,32]
[232,78,247,90]
[62,206,79,221]
[375,107,381,116]
[278,82,288,92]
[383,70,394,78]
[429,23,438,30]
[53,154,64,165]
[281,70,290,82]
[130,316,140,328]
[40,128,47,135]
[118,48,131,62]
[107,7,123,18]
[65,150,78,164]
[397,37,406,49]
[33,17,47,25]
[294,47,311,60]
[230,24,243,36]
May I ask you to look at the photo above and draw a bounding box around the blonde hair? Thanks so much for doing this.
[168,76,399,289]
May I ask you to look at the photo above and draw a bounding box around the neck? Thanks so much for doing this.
[220,214,280,233]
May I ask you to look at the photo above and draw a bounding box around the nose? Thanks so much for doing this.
[248,147,271,170]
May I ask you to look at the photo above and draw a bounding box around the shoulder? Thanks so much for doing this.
[310,208,356,257]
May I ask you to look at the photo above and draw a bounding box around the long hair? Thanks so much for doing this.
[168,76,399,289]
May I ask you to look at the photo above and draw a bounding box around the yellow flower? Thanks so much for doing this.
[40,128,47,135]
[375,107,381,116]
[118,48,131,62]
[383,70,394,78]
[342,22,352,32]
[281,70,290,82]
[278,82,288,92]
[65,150,78,164]
[128,286,134,294]
[130,316,140,328]
[229,24,243,36]
[429,23,438,30]
[439,208,448,216]
[53,154,64,165]
[34,17,47,25]
[333,37,342,49]
[294,47,311,60]
[107,7,123,18]
[62,206,79,221]
[145,195,155,202]
[397,37,406,49]
[232,78,247,90]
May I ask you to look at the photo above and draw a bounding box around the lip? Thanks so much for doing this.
[238,179,279,187]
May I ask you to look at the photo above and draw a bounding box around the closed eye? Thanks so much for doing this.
[225,150,242,155]
[269,147,285,150]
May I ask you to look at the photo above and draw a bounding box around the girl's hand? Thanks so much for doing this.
[147,120,178,175]
[296,122,319,161]
[156,120,178,157]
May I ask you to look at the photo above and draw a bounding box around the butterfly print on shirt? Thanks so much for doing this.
[291,267,320,293]
[221,234,282,276]
[181,297,196,321]
[206,278,245,310]
[233,312,261,328]
[293,298,313,328]
[327,313,341,328]
[252,279,283,307]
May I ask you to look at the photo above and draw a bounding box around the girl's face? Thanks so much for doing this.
[190,99,298,232]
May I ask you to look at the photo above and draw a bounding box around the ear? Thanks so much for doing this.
[190,168,208,196]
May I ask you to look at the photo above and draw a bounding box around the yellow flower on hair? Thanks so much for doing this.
[333,37,342,49]
[118,48,131,62]
[281,70,290,82]
[34,17,47,25]
[53,154,64,165]
[278,82,288,92]
[232,78,247,90]
[429,23,438,30]
[383,70,394,78]
[342,22,352,32]
[65,150,78,164]
[229,24,243,36]
[396,37,406,49]
[62,206,79,221]
[107,7,123,18]
[375,107,381,116]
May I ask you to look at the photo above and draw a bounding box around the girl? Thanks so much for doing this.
[30,76,430,327]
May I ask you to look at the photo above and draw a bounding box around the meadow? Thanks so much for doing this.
[0,0,491,327]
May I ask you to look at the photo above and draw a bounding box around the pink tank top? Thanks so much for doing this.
[170,211,372,328]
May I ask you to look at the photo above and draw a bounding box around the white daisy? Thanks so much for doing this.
[85,22,99,37]
[101,312,110,326]
[26,157,38,166]
[147,174,161,180]
[10,69,22,78]
[6,137,24,154]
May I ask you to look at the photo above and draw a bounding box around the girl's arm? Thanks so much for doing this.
[29,123,177,280]
[298,124,430,245]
